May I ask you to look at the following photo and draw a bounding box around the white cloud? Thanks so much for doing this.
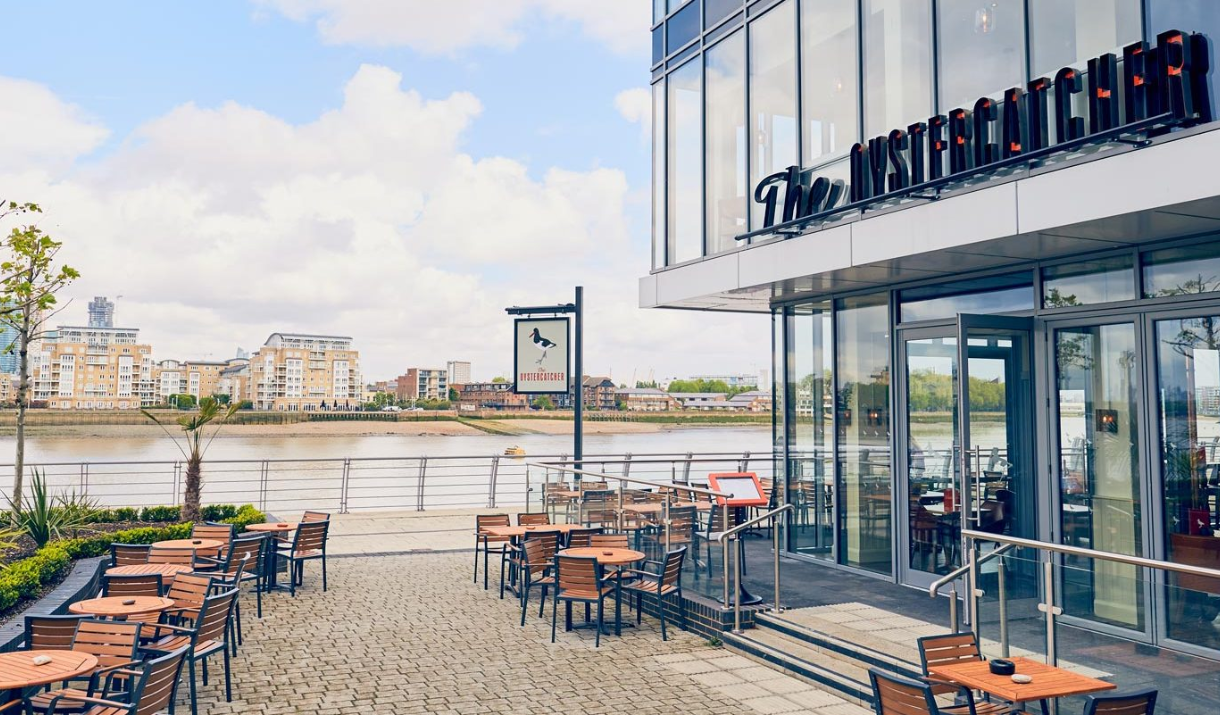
[614,87,651,142]
[0,65,767,380]
[255,0,650,57]
[0,76,108,173]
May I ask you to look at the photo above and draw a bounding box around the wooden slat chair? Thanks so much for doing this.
[147,547,197,569]
[501,532,557,600]
[869,669,944,715]
[589,534,629,549]
[161,573,214,626]
[209,535,265,650]
[564,527,603,549]
[916,633,1030,715]
[192,523,235,563]
[1083,690,1157,715]
[275,520,329,596]
[517,513,550,526]
[143,589,238,715]
[550,555,614,647]
[301,510,330,523]
[621,547,688,640]
[517,536,558,626]
[100,574,164,628]
[41,645,190,715]
[474,514,511,590]
[108,544,150,568]
[23,615,86,651]
[28,619,142,713]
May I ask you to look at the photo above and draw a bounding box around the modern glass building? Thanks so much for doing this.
[644,0,1220,658]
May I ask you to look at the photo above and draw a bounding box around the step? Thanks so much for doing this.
[754,611,924,679]
[721,627,875,706]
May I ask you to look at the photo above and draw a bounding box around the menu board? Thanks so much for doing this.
[707,472,768,507]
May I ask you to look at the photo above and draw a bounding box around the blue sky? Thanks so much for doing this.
[0,1,767,381]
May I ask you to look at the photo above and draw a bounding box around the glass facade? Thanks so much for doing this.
[668,59,703,264]
[862,0,933,139]
[1028,0,1141,76]
[705,31,747,255]
[748,1,798,232]
[652,81,666,269]
[800,0,858,164]
[936,0,1027,110]
[786,302,835,559]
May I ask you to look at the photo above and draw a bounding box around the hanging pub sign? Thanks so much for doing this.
[742,30,1212,239]
[513,317,570,394]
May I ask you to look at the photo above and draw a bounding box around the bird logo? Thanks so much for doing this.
[530,327,557,365]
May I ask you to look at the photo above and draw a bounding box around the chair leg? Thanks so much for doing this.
[188,657,198,715]
[565,601,573,631]
[659,594,668,641]
[499,552,508,600]
[551,593,559,643]
[636,593,642,625]
[483,543,490,590]
[321,554,327,591]
[223,646,232,702]
[679,590,688,632]
[520,582,529,628]
[255,577,262,618]
[234,598,243,649]
[595,599,603,648]
[538,586,548,618]
[473,538,480,583]
[202,656,208,686]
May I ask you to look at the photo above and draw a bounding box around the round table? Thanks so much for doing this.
[246,522,298,534]
[0,650,98,691]
[105,564,192,578]
[151,538,222,551]
[245,523,299,591]
[557,547,645,638]
[68,596,174,619]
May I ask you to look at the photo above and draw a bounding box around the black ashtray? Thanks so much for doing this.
[989,659,1016,676]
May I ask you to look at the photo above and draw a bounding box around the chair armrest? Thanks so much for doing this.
[46,693,132,714]
[86,659,142,689]
[145,622,195,636]
[921,676,978,704]
[0,700,22,712]
[619,569,660,579]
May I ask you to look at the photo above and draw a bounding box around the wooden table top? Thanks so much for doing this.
[559,547,646,566]
[246,522,299,533]
[68,596,174,618]
[930,657,1115,704]
[105,563,192,577]
[0,650,98,690]
[621,502,713,514]
[152,538,223,550]
[483,524,583,538]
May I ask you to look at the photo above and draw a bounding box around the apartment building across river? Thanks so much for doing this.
[32,326,154,410]
[250,333,361,411]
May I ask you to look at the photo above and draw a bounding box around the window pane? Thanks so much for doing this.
[705,0,739,28]
[667,0,701,52]
[668,60,703,264]
[900,273,1034,323]
[801,0,858,163]
[1042,256,1135,308]
[863,0,933,137]
[836,293,892,575]
[652,81,666,268]
[653,26,665,65]
[655,0,666,24]
[1143,240,1220,299]
[1149,1,1219,121]
[936,0,1027,110]
[705,31,747,255]
[748,0,798,230]
[1029,0,1141,77]
[788,302,835,559]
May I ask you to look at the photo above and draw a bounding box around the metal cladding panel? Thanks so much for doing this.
[737,224,853,287]
[638,274,659,308]
[654,252,738,306]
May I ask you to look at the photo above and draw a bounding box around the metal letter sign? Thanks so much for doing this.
[513,317,570,394]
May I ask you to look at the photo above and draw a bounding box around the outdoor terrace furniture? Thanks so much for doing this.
[100,574,164,627]
[162,573,214,626]
[210,535,266,649]
[474,514,512,590]
[621,546,688,640]
[147,547,201,569]
[551,555,614,648]
[869,668,950,715]
[39,645,191,715]
[518,536,557,626]
[588,534,629,549]
[302,510,330,523]
[1083,690,1157,715]
[67,597,173,622]
[108,544,150,568]
[500,531,558,600]
[143,589,238,715]
[0,651,98,709]
[192,523,235,550]
[564,528,603,549]
[275,519,329,596]
[26,619,142,713]
[927,656,1111,715]
[22,615,87,652]
[640,505,696,564]
[517,513,550,526]
[916,633,1019,715]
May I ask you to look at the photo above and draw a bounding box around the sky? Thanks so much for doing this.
[0,0,769,384]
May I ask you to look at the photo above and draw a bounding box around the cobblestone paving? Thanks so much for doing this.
[192,552,870,715]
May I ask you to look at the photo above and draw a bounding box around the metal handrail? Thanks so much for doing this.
[718,504,794,635]
[928,543,1014,597]
[929,542,1014,635]
[717,503,794,542]
[526,461,731,499]
[963,529,1220,581]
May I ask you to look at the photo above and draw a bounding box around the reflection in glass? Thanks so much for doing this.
[667,0,701,52]
[653,26,664,65]
[1150,0,1219,119]
[905,337,959,576]
[749,0,798,230]
[652,81,666,268]
[1143,240,1220,299]
[936,0,1027,110]
[1028,0,1141,76]
[1042,256,1135,308]
[801,0,858,163]
[900,273,1034,323]
[1056,323,1143,630]
[667,60,703,264]
[705,0,740,28]
[1155,314,1220,649]
[788,302,834,559]
[836,293,892,574]
[654,0,666,24]
[862,0,933,138]
[705,31,747,255]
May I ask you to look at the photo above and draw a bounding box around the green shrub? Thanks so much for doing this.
[0,544,70,611]
[200,504,238,521]
[139,506,180,523]
[114,507,139,522]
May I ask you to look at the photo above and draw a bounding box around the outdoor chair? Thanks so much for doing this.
[302,510,330,523]
[209,535,265,650]
[22,614,86,651]
[275,519,329,595]
[588,534,629,549]
[192,523,235,553]
[581,493,617,530]
[517,535,557,626]
[641,506,696,564]
[916,633,1031,715]
[869,669,945,715]
[27,619,142,713]
[143,589,238,715]
[1083,690,1157,715]
[108,544,150,568]
[621,547,688,640]
[564,527,603,549]
[101,573,164,628]
[517,512,550,526]
[147,547,199,568]
[162,573,214,626]
[501,531,557,600]
[474,514,511,590]
[551,554,614,647]
[41,645,190,715]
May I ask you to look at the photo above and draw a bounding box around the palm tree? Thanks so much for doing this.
[142,397,239,522]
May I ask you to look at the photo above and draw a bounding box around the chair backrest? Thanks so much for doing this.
[103,573,163,597]
[195,589,238,645]
[661,547,687,588]
[167,573,214,613]
[148,547,196,566]
[72,619,141,669]
[581,481,608,492]
[555,555,600,594]
[668,506,697,542]
[131,645,191,715]
[476,514,511,534]
[110,543,151,567]
[224,535,264,578]
[23,614,85,651]
[565,527,603,548]
[869,669,939,715]
[1084,690,1158,715]
[916,633,983,696]
[589,534,629,549]
[293,520,329,553]
[517,512,550,526]
[522,537,554,578]
[192,523,235,546]
[302,510,330,523]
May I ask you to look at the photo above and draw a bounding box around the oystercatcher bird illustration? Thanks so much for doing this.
[530,327,557,365]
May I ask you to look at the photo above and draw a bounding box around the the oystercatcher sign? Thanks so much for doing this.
[513,317,570,394]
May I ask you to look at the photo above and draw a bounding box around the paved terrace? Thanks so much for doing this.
[193,510,871,715]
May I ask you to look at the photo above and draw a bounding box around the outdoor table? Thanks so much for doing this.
[486,524,585,595]
[246,523,298,591]
[620,502,713,515]
[105,563,191,584]
[929,656,1114,711]
[152,538,223,552]
[68,596,174,620]
[0,650,98,704]
[558,547,645,637]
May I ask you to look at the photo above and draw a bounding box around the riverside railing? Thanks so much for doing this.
[0,450,774,515]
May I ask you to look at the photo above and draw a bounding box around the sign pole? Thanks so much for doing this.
[574,285,583,472]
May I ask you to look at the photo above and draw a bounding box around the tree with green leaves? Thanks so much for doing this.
[491,376,508,384]
[142,396,240,523]
[532,395,555,410]
[0,202,80,510]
